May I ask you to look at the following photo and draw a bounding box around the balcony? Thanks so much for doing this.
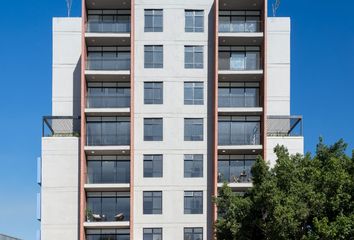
[86,82,130,111]
[219,46,261,71]
[86,117,130,147]
[87,156,130,184]
[42,116,80,137]
[87,10,131,33]
[218,155,256,185]
[86,229,130,240]
[218,46,263,81]
[218,116,262,153]
[86,192,130,223]
[86,47,130,72]
[218,82,260,112]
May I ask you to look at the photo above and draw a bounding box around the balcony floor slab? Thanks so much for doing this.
[84,221,130,229]
[85,183,130,191]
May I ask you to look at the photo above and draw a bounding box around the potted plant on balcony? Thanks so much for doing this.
[86,208,94,222]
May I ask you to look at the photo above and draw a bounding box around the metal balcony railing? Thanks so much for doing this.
[267,116,303,137]
[42,116,80,137]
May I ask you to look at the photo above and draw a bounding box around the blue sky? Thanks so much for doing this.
[0,0,353,239]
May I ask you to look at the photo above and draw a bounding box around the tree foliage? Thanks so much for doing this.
[214,139,354,240]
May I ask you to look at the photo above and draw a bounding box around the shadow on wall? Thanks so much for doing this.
[206,3,216,240]
[73,57,81,117]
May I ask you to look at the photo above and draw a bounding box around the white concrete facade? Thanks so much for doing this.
[133,1,214,239]
[52,18,82,116]
[41,137,79,240]
[266,17,304,164]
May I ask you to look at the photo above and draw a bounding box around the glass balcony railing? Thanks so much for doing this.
[87,157,130,184]
[86,192,130,222]
[219,20,261,33]
[86,117,130,146]
[86,58,130,71]
[218,116,261,145]
[87,21,131,33]
[87,95,130,108]
[87,47,131,71]
[218,156,256,183]
[218,87,259,108]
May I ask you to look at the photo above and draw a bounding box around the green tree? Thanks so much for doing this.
[214,139,354,240]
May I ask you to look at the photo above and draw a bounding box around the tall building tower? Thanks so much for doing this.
[39,0,304,239]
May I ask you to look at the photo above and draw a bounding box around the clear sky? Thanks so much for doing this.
[0,0,353,239]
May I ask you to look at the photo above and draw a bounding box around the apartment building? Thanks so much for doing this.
[38,0,304,239]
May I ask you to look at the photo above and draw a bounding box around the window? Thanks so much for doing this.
[218,116,261,145]
[145,45,163,68]
[218,155,256,183]
[185,10,204,32]
[219,46,261,71]
[87,46,130,71]
[185,46,203,69]
[218,82,259,108]
[144,155,163,178]
[87,155,130,184]
[87,10,131,33]
[184,82,203,105]
[143,228,163,240]
[184,228,203,240]
[145,9,163,32]
[143,191,162,214]
[144,118,163,141]
[184,191,203,214]
[87,82,130,108]
[86,229,130,240]
[144,82,163,104]
[184,155,203,178]
[86,192,130,221]
[184,119,203,141]
[86,117,130,146]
